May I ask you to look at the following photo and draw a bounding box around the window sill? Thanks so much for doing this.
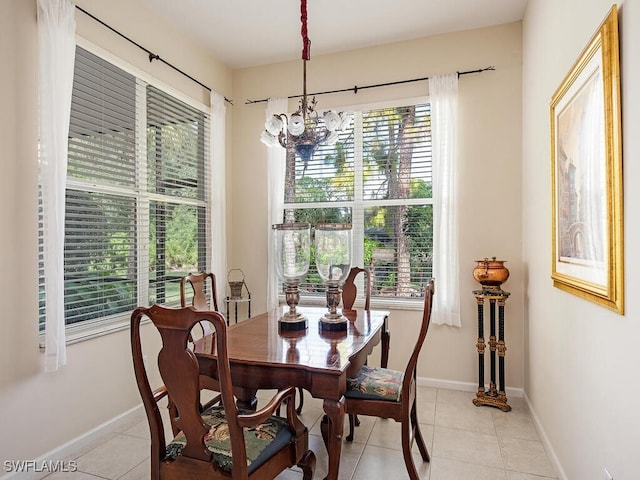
[295,295,425,312]
[39,312,137,350]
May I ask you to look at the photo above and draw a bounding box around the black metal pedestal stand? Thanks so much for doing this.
[472,287,511,412]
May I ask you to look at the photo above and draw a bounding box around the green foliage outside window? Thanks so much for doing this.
[286,104,433,299]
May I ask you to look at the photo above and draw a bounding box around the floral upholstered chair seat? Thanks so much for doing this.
[345,365,404,401]
[166,405,292,474]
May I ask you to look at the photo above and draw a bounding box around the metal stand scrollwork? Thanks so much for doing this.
[472,288,511,412]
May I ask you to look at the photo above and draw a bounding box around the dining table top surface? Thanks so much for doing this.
[197,306,388,376]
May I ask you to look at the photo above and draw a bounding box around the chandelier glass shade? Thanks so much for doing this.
[259,0,352,161]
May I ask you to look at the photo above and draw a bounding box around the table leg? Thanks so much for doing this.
[320,397,345,480]
[381,315,390,368]
[235,387,258,411]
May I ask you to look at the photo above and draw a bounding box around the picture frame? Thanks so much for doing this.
[550,5,623,313]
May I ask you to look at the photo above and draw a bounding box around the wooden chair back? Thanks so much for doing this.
[131,305,315,479]
[180,272,219,312]
[402,278,434,395]
[341,266,371,311]
[181,272,219,345]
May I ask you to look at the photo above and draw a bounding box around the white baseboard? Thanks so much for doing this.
[417,376,524,398]
[523,392,568,480]
[1,405,145,480]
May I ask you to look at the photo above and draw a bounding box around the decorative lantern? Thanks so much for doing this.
[227,269,247,299]
[314,223,352,331]
[273,223,311,330]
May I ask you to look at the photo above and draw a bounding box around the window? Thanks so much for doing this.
[38,46,211,337]
[286,102,432,305]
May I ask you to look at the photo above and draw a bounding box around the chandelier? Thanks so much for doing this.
[259,0,352,161]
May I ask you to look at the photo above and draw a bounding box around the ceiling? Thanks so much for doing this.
[141,0,528,69]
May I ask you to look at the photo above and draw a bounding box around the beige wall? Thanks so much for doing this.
[231,23,524,388]
[0,0,231,463]
[522,0,640,478]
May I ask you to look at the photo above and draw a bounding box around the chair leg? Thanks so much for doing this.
[401,421,423,480]
[296,386,304,414]
[411,401,430,461]
[401,443,421,480]
[320,415,329,447]
[346,414,356,442]
[298,449,316,480]
[276,390,302,417]
[399,401,431,480]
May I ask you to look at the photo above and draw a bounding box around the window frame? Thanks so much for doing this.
[39,38,212,345]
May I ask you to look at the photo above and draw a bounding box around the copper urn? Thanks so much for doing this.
[473,257,509,287]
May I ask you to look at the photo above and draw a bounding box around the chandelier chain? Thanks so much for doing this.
[259,0,355,160]
[301,0,310,60]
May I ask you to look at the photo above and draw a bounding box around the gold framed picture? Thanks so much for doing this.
[550,5,623,313]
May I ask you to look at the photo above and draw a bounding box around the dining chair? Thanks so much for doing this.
[342,267,391,368]
[181,271,219,311]
[344,278,435,480]
[181,272,220,350]
[131,305,316,480]
[341,266,371,311]
[341,266,373,429]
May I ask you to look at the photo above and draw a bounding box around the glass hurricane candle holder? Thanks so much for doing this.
[314,223,352,331]
[273,223,311,331]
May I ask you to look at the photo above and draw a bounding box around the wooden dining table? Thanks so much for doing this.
[195,306,389,480]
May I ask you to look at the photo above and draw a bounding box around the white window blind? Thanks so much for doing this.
[286,103,432,303]
[146,85,209,308]
[38,46,210,335]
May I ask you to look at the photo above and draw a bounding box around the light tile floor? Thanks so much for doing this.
[46,387,558,480]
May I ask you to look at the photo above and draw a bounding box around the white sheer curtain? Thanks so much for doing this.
[266,98,288,310]
[210,91,227,302]
[38,0,76,371]
[429,74,461,327]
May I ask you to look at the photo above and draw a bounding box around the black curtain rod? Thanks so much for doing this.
[75,6,233,105]
[245,66,495,104]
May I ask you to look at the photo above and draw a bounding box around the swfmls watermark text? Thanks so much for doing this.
[3,460,78,473]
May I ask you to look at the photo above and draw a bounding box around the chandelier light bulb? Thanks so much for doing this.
[288,114,305,136]
[325,131,339,145]
[322,111,341,131]
[339,112,354,131]
[260,130,278,147]
[265,115,284,136]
